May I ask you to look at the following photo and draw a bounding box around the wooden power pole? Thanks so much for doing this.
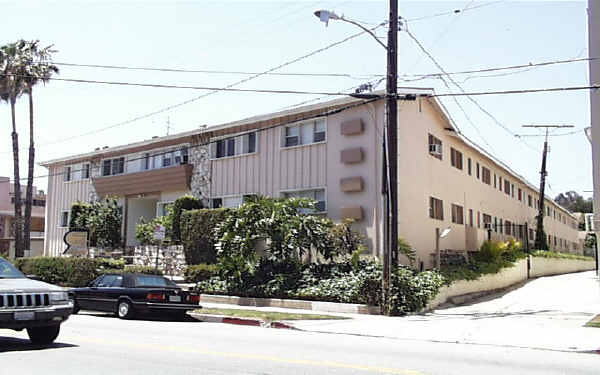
[522,125,574,250]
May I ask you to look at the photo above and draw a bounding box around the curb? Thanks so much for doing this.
[189,312,297,330]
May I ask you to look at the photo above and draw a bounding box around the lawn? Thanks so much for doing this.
[585,314,600,328]
[195,308,350,322]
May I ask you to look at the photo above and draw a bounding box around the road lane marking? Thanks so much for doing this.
[69,335,427,375]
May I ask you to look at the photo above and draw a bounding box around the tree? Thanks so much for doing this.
[0,41,29,256]
[20,41,58,251]
[554,191,593,213]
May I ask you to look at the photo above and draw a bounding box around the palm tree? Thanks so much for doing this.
[20,41,58,252]
[0,41,28,256]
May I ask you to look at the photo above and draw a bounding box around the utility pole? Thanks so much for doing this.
[381,0,398,315]
[522,125,574,250]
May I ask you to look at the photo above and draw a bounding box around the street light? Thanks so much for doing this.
[314,2,399,316]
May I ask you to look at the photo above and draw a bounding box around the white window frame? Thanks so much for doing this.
[280,118,327,149]
[82,163,91,179]
[210,132,258,160]
[63,166,72,182]
[101,157,125,177]
[209,194,256,209]
[156,201,175,217]
[280,187,327,213]
[59,210,70,228]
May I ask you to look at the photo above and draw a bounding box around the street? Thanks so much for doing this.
[1,310,599,375]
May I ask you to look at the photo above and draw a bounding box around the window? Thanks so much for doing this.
[504,180,510,195]
[477,211,481,228]
[518,188,522,202]
[429,197,444,220]
[282,189,326,213]
[529,229,535,240]
[494,173,497,188]
[476,162,480,179]
[528,194,532,207]
[282,120,326,148]
[505,220,512,236]
[498,177,503,192]
[499,218,503,234]
[213,132,258,159]
[33,199,46,207]
[547,207,551,217]
[481,167,491,185]
[428,134,442,160]
[554,236,557,246]
[469,209,473,227]
[511,184,515,198]
[82,163,91,179]
[102,157,124,176]
[451,204,464,224]
[468,158,472,175]
[483,214,491,229]
[64,166,71,182]
[450,148,463,170]
[494,217,498,232]
[60,211,69,228]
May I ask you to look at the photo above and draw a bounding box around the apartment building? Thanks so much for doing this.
[0,176,46,257]
[41,89,580,265]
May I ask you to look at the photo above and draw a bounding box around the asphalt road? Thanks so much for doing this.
[1,312,599,375]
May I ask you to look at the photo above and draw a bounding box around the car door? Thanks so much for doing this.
[94,274,121,312]
[76,275,104,310]
[102,275,124,313]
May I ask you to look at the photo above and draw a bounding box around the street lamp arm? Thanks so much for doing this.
[339,17,388,50]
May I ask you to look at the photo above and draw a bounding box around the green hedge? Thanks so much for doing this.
[181,208,229,265]
[14,257,160,287]
[184,264,219,283]
[532,250,595,261]
[171,195,203,243]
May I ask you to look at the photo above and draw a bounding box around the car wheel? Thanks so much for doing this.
[117,300,135,319]
[72,300,80,315]
[27,325,60,345]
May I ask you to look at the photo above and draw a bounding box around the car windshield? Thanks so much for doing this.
[134,275,177,288]
[0,257,25,279]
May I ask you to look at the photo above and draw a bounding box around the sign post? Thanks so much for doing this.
[152,225,166,271]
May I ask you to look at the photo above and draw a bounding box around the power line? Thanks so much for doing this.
[0,73,357,96]
[405,0,505,22]
[431,85,600,97]
[2,97,383,183]
[2,22,387,153]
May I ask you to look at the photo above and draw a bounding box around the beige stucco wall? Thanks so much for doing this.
[398,98,579,267]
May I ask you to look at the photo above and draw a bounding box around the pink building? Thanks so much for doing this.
[0,176,46,257]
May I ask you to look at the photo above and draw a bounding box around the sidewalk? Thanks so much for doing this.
[200,271,600,353]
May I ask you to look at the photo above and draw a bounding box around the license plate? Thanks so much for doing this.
[14,311,35,321]
[169,295,181,302]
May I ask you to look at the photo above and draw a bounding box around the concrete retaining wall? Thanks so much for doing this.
[427,257,596,310]
[530,257,595,278]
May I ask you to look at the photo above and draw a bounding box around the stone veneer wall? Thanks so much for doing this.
[189,135,211,206]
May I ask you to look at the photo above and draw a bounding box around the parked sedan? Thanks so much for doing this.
[70,273,201,319]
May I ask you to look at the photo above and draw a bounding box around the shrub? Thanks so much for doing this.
[330,219,366,256]
[473,240,506,263]
[71,197,122,249]
[15,257,100,287]
[531,250,594,261]
[171,195,203,243]
[184,264,219,283]
[135,215,171,246]
[181,208,229,265]
[397,237,416,267]
[123,265,163,275]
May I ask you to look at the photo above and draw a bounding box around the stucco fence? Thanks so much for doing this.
[426,256,596,310]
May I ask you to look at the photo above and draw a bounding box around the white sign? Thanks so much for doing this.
[153,225,166,240]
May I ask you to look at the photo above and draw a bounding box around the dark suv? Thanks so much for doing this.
[0,257,72,344]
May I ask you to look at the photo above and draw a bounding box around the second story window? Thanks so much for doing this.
[451,204,464,224]
[504,180,510,195]
[282,189,326,213]
[63,166,72,182]
[428,134,442,160]
[450,148,463,170]
[102,157,125,176]
[429,197,443,220]
[481,167,491,185]
[282,119,326,148]
[213,132,257,159]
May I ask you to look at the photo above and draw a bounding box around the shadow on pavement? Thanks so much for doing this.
[0,336,77,352]
[79,311,199,323]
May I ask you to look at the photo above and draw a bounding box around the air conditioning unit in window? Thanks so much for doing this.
[429,144,442,155]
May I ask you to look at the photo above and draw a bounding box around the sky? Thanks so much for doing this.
[0,0,594,200]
